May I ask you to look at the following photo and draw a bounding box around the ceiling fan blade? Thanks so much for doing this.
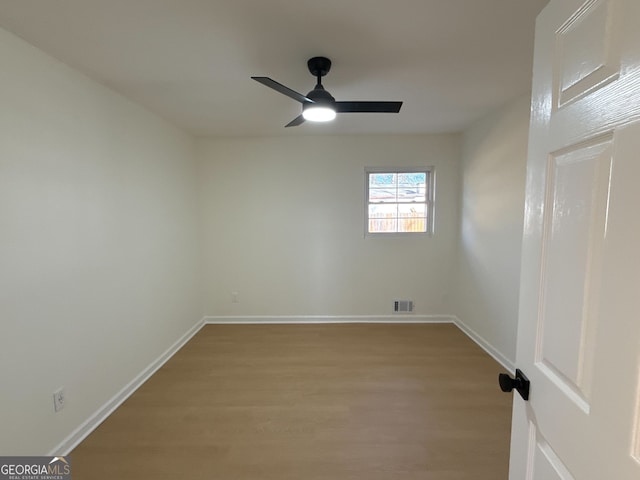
[252,77,313,104]
[285,115,305,128]
[335,101,403,113]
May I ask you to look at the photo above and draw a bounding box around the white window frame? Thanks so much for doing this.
[364,167,435,236]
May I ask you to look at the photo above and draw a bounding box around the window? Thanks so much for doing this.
[366,168,434,234]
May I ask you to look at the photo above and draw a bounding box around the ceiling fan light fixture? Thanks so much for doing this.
[302,103,336,122]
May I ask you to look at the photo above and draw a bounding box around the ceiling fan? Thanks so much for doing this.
[252,56,403,128]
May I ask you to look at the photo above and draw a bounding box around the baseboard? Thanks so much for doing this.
[203,314,456,324]
[48,317,206,456]
[451,316,515,372]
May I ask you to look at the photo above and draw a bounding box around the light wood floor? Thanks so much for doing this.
[71,324,513,479]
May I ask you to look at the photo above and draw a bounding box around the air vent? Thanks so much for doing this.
[393,300,413,313]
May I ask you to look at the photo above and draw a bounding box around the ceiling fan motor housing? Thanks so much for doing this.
[307,56,332,77]
[306,85,335,105]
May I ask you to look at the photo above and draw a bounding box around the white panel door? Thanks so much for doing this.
[508,0,640,478]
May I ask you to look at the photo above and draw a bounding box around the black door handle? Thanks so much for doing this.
[498,369,530,401]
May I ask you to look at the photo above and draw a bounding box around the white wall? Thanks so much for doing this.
[452,95,530,366]
[198,134,460,317]
[0,28,201,454]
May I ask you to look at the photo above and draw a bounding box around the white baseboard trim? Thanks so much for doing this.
[48,317,206,456]
[203,314,456,324]
[451,316,515,373]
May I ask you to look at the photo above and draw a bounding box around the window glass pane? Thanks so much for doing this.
[368,204,398,218]
[369,218,398,233]
[398,204,426,217]
[399,217,427,233]
[369,187,397,203]
[397,187,426,202]
[369,173,396,187]
[397,172,426,187]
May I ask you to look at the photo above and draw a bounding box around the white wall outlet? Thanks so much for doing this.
[53,387,65,412]
[231,291,239,303]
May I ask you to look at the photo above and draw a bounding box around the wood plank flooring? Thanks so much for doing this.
[71,323,513,479]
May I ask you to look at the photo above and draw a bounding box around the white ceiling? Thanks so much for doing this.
[0,0,549,137]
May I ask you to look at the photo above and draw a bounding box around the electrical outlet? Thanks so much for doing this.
[231,291,239,303]
[53,388,65,412]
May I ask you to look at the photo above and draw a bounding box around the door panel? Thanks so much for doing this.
[589,124,640,478]
[555,0,621,107]
[538,137,612,406]
[532,431,575,480]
